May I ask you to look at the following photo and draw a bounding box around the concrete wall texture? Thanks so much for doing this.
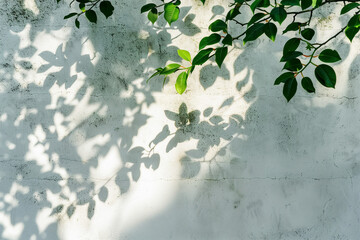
[1,0,360,239]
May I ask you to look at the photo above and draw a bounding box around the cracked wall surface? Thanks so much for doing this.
[0,0,360,239]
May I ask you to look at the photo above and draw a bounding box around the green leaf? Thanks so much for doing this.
[283,38,300,55]
[283,22,301,33]
[301,28,315,40]
[193,48,213,65]
[175,72,188,94]
[318,49,341,63]
[280,51,303,62]
[75,18,80,28]
[85,10,97,23]
[222,34,233,46]
[148,8,158,24]
[199,34,221,50]
[250,0,270,13]
[146,68,163,83]
[345,26,360,42]
[283,77,297,102]
[141,3,156,13]
[79,2,85,12]
[174,0,181,5]
[301,77,315,93]
[64,13,77,19]
[348,14,360,28]
[209,20,227,32]
[315,64,336,88]
[215,47,228,68]
[283,58,302,71]
[247,13,266,27]
[274,72,295,85]
[226,7,240,21]
[164,3,180,26]
[100,1,114,18]
[243,23,265,44]
[160,63,181,75]
[264,22,277,41]
[200,0,206,4]
[301,0,312,9]
[312,0,322,8]
[341,3,360,15]
[281,0,300,6]
[270,6,287,25]
[177,49,191,62]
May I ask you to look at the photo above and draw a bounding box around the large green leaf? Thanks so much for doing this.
[274,72,295,85]
[199,34,221,50]
[215,47,228,68]
[301,0,312,9]
[280,51,303,62]
[222,34,233,46]
[148,8,158,24]
[283,58,302,71]
[177,49,191,62]
[164,3,180,26]
[345,26,360,42]
[247,13,266,27]
[160,63,181,75]
[318,49,341,63]
[175,72,188,94]
[315,64,336,88]
[209,20,227,32]
[85,10,97,23]
[301,28,315,40]
[264,22,277,41]
[341,3,360,15]
[270,6,287,24]
[141,3,156,13]
[281,0,300,6]
[283,38,300,55]
[226,7,240,21]
[243,23,265,44]
[100,1,114,19]
[301,77,315,93]
[193,48,213,65]
[283,77,297,102]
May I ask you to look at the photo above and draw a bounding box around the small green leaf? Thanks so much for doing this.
[164,3,180,26]
[64,13,77,19]
[270,6,287,25]
[200,0,206,4]
[283,77,297,102]
[146,68,163,83]
[79,2,85,12]
[141,3,156,13]
[222,34,233,46]
[199,34,221,50]
[301,77,315,93]
[301,0,312,9]
[85,10,97,23]
[283,58,302,71]
[215,47,228,68]
[274,72,295,85]
[243,23,265,44]
[341,3,360,15]
[250,0,270,13]
[247,13,266,27]
[75,18,80,28]
[193,48,213,65]
[264,22,277,41]
[301,28,315,40]
[315,64,336,88]
[160,63,181,75]
[318,49,341,63]
[281,0,300,6]
[177,49,191,62]
[209,20,227,32]
[283,38,300,55]
[148,8,158,24]
[100,1,114,18]
[175,72,188,94]
[226,7,240,21]
[280,51,303,62]
[345,26,359,42]
[348,14,360,28]
[283,22,301,33]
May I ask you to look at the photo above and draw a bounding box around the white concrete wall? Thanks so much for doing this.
[1,0,360,239]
